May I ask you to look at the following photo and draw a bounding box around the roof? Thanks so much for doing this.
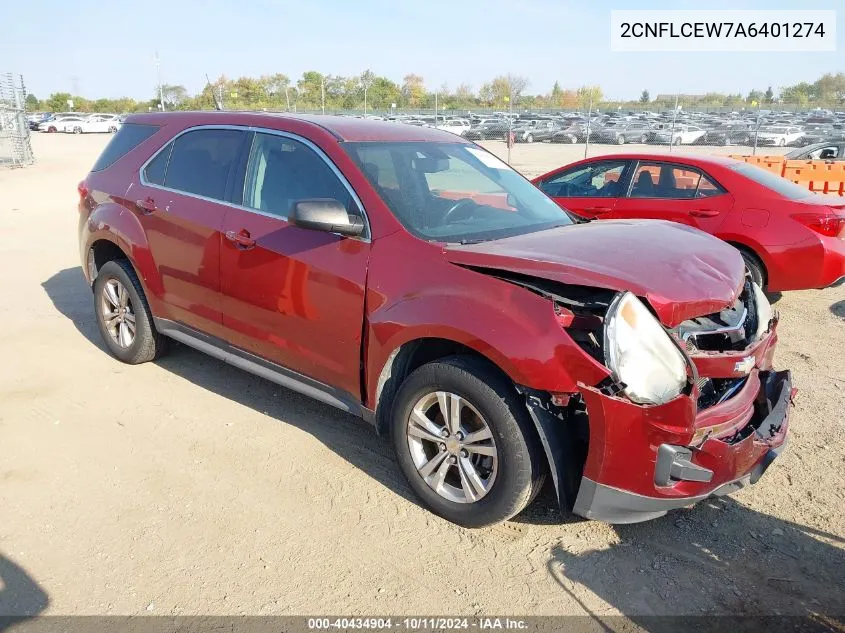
[579,152,742,167]
[125,111,467,143]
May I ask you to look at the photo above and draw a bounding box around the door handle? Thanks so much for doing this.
[225,229,256,249]
[135,198,157,215]
[690,209,720,218]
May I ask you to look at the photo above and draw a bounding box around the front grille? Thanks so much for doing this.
[675,281,758,353]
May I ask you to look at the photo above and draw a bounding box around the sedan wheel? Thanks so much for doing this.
[570,135,577,144]
[73,127,82,134]
[100,278,136,349]
[526,134,533,143]
[778,138,786,147]
[640,134,649,143]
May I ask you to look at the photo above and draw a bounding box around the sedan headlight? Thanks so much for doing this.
[604,292,688,405]
[752,282,773,340]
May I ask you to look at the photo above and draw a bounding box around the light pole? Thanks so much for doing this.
[154,51,164,111]
[584,93,593,159]
[669,94,679,152]
[321,75,325,115]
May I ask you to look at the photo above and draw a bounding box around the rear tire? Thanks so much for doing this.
[390,356,545,528]
[93,260,168,364]
[526,134,534,143]
[617,135,625,145]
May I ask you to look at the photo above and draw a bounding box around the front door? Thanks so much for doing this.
[535,159,631,220]
[218,131,370,397]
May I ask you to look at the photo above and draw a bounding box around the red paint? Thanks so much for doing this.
[534,153,845,291]
[78,113,793,519]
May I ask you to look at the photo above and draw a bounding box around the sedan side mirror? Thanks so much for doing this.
[290,199,365,237]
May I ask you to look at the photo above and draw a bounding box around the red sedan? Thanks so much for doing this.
[533,154,845,291]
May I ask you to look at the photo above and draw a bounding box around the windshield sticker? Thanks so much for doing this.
[466,147,511,170]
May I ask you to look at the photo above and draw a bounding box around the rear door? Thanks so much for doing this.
[535,159,632,219]
[610,160,733,233]
[218,130,369,396]
[136,126,249,337]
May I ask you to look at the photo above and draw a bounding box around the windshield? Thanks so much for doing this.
[343,142,573,242]
[731,163,813,200]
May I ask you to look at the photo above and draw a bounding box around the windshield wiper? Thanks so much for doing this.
[458,238,489,245]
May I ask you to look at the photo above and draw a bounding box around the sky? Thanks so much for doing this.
[2,0,842,102]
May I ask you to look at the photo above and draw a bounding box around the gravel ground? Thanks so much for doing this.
[0,133,843,620]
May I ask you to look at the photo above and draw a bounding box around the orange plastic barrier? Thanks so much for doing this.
[728,155,844,196]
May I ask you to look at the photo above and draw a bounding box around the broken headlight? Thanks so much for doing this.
[604,292,688,405]
[752,282,773,340]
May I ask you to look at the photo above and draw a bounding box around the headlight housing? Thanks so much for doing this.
[752,282,773,340]
[604,292,689,405]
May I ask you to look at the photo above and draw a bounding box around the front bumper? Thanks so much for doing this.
[571,322,792,524]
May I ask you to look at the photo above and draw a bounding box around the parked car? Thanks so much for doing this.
[533,153,845,291]
[702,123,754,146]
[785,141,845,161]
[63,114,122,134]
[591,120,656,145]
[435,118,471,137]
[38,115,87,133]
[650,125,707,145]
[511,119,559,143]
[755,126,805,147]
[551,124,585,144]
[463,119,511,140]
[78,113,792,527]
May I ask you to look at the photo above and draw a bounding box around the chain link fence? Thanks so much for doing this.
[0,73,35,167]
[361,102,844,160]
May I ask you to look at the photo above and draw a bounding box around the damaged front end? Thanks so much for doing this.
[512,274,792,524]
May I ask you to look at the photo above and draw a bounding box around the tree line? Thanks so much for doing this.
[26,71,845,114]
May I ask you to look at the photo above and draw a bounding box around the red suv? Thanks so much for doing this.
[78,112,792,527]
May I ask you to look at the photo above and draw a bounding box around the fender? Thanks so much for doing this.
[364,286,611,410]
[84,201,163,302]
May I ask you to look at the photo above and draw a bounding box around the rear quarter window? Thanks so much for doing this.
[91,123,159,171]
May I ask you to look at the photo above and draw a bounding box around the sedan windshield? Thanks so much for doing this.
[343,142,572,242]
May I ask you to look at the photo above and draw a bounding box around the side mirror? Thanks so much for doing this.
[290,199,365,237]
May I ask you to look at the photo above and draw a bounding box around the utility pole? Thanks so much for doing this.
[752,100,762,155]
[154,51,164,111]
[434,89,438,127]
[669,94,679,152]
[584,93,593,159]
[321,75,325,115]
[284,86,290,111]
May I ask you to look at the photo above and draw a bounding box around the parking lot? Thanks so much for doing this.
[1,133,843,619]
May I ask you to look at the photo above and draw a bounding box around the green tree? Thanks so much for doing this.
[45,92,73,112]
[157,84,188,109]
[296,71,326,110]
[764,86,775,103]
[25,93,38,109]
[577,85,603,109]
[639,89,650,104]
[401,74,426,108]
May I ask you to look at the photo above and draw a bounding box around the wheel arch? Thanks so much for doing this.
[84,202,163,299]
[721,237,769,286]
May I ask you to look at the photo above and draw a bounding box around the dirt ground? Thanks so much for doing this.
[1,133,843,621]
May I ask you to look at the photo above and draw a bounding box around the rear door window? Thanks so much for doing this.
[143,142,172,186]
[164,129,246,201]
[91,123,159,171]
[629,162,725,199]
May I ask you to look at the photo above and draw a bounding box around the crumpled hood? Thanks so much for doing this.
[444,220,745,327]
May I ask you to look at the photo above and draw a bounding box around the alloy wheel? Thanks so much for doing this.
[406,391,498,504]
[100,278,136,348]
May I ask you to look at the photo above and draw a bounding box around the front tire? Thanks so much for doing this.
[525,133,533,143]
[93,260,168,364]
[390,356,545,527]
[739,249,766,289]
